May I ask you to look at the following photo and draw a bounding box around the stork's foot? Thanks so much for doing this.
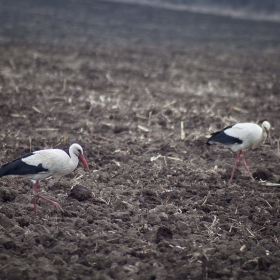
[37,194,63,211]
[30,180,63,215]
[249,175,255,181]
[33,194,63,215]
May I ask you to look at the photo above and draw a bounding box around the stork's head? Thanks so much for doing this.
[70,143,89,170]
[262,121,272,145]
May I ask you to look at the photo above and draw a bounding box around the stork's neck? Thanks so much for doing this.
[262,127,268,141]
[68,150,79,171]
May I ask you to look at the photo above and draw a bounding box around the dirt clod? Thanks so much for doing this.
[69,184,92,201]
[155,226,173,243]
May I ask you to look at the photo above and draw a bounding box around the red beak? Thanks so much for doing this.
[78,154,89,170]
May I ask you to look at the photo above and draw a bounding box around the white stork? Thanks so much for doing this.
[206,121,271,182]
[0,143,89,215]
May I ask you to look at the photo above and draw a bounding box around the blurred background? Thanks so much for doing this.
[101,0,280,21]
[0,0,280,49]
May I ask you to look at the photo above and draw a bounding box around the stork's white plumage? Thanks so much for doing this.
[0,143,89,215]
[206,121,271,182]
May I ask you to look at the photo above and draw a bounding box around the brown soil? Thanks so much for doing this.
[1,1,280,280]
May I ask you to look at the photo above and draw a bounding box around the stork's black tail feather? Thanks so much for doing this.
[206,131,221,145]
[0,161,16,177]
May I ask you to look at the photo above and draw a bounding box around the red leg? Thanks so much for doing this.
[241,151,255,181]
[31,180,63,215]
[32,181,39,216]
[229,151,242,182]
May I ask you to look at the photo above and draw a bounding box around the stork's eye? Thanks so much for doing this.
[77,149,81,154]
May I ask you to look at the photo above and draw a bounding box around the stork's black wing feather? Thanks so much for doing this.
[206,124,242,145]
[0,153,48,177]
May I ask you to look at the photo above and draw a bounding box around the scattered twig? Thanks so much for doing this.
[240,244,246,252]
[150,154,161,162]
[180,121,185,140]
[112,160,121,167]
[162,194,171,204]
[246,228,255,238]
[167,156,182,161]
[262,182,280,187]
[136,114,148,120]
[29,137,32,153]
[232,107,248,113]
[202,191,211,205]
[255,227,266,233]
[0,263,9,271]
[9,58,16,70]
[161,113,171,123]
[97,197,111,205]
[73,172,85,180]
[35,128,59,131]
[210,215,219,230]
[98,135,113,142]
[11,113,27,118]
[148,111,152,127]
[62,78,67,93]
[204,224,214,235]
[138,125,149,132]
[1,130,10,141]
[144,87,152,97]
[38,87,48,99]
[74,175,85,180]
[53,142,62,148]
[206,102,216,114]
[162,100,176,109]
[105,73,113,83]
[265,200,273,208]
[32,106,42,114]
